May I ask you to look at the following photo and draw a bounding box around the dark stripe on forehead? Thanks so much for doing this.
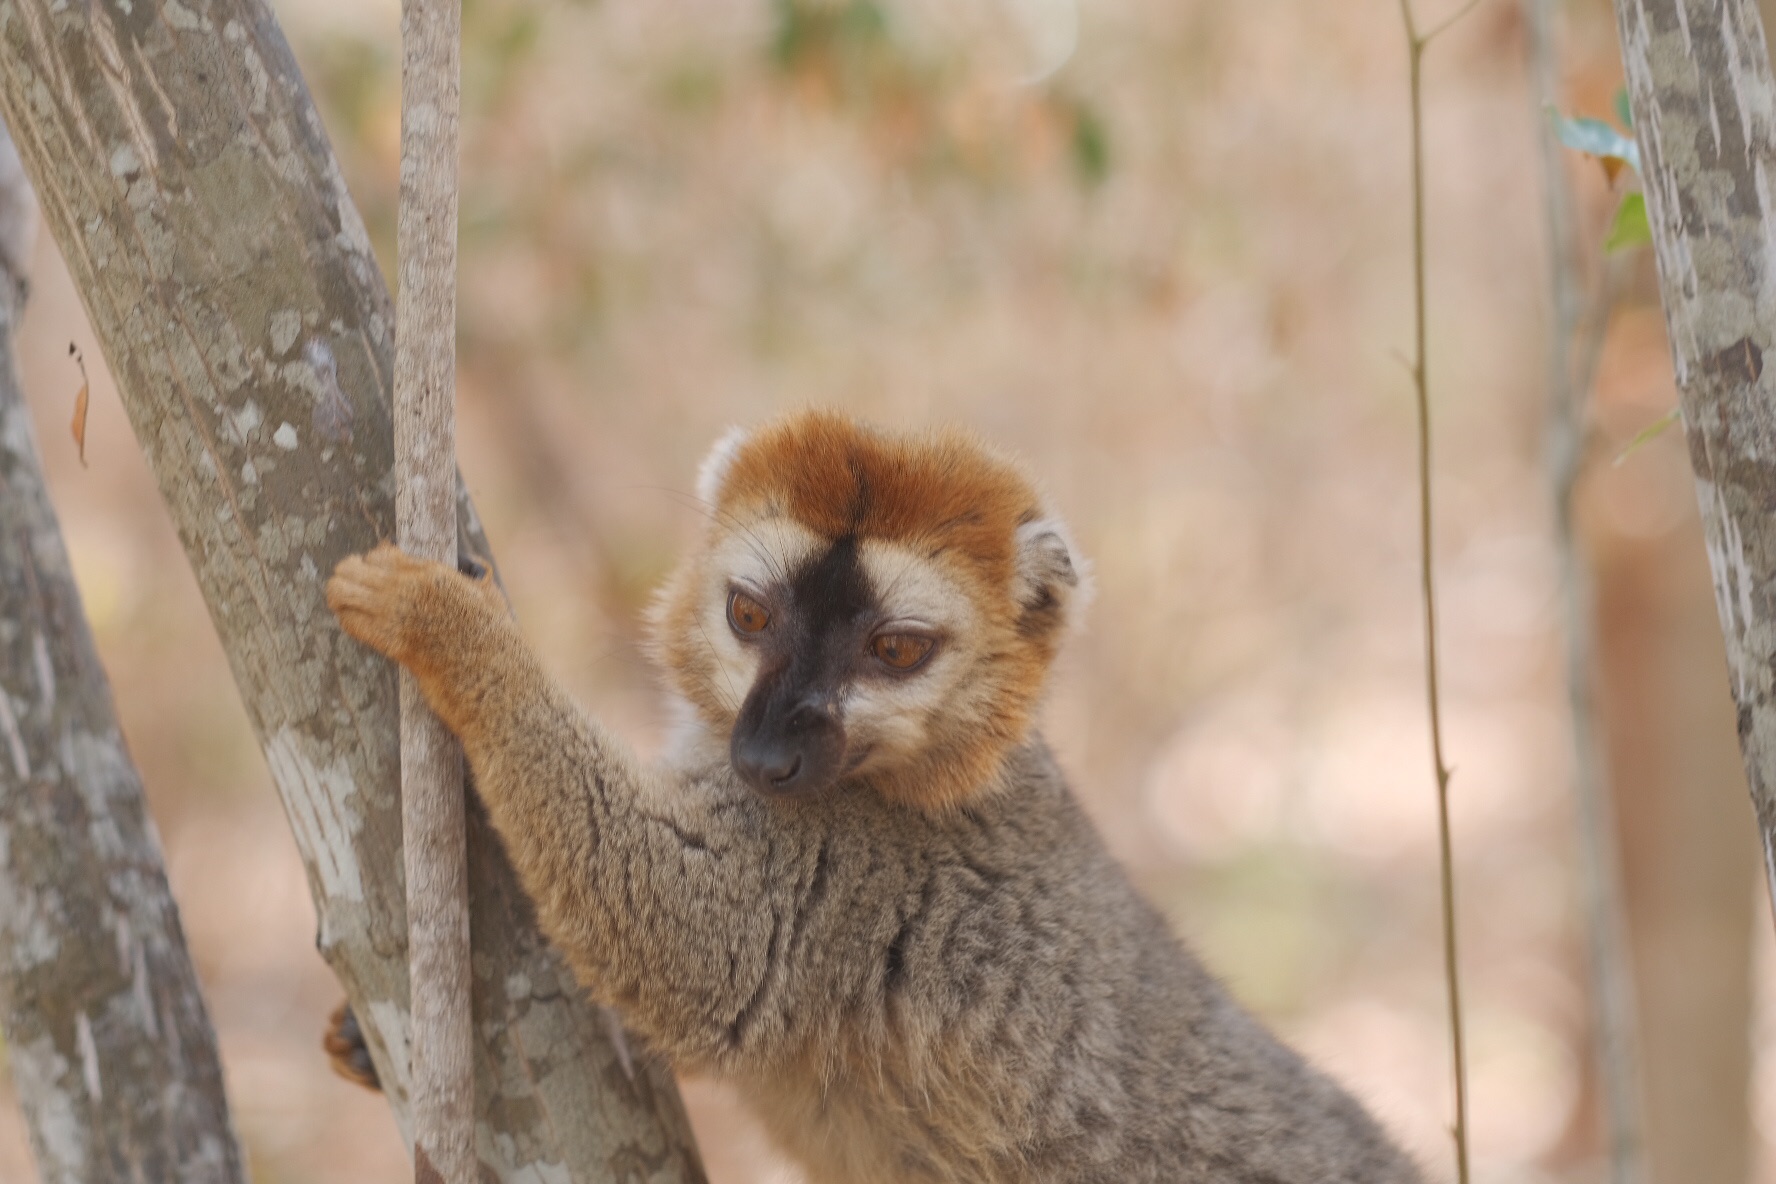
[790,534,875,633]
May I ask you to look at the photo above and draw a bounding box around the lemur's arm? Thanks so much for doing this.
[327,544,799,1066]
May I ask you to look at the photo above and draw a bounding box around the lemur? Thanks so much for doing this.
[324,410,1426,1184]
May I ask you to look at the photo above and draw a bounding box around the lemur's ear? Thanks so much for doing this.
[1014,516,1090,633]
[695,426,751,506]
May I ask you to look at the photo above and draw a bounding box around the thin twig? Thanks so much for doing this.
[1398,2,1472,1181]
[396,0,474,1178]
[1523,6,1646,1179]
[1423,0,1487,46]
[1572,256,1629,410]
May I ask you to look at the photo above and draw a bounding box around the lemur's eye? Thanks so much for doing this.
[871,633,936,672]
[727,589,772,635]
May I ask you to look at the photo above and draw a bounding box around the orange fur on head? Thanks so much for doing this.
[649,411,1084,813]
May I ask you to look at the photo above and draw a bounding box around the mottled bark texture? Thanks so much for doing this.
[0,123,246,1184]
[0,2,706,1180]
[394,0,475,1177]
[1613,0,1776,921]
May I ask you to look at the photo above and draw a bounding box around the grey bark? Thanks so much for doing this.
[0,2,706,1180]
[1613,0,1776,926]
[0,121,247,1184]
[394,0,474,1178]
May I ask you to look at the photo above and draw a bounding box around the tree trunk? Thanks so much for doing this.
[0,3,706,1180]
[1613,0,1776,924]
[0,120,247,1184]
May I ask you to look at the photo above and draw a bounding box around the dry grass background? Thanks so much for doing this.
[0,0,1770,1180]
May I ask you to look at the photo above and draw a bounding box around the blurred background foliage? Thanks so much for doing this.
[2,0,1771,1181]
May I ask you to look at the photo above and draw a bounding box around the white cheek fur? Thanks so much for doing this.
[842,633,988,758]
[843,684,930,758]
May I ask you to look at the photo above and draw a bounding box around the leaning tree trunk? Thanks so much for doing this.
[0,121,246,1184]
[0,3,706,1180]
[1613,0,1776,925]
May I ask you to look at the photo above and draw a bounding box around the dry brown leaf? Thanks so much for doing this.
[68,342,89,467]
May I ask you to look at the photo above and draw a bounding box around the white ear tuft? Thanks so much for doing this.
[1014,515,1092,629]
[695,426,751,506]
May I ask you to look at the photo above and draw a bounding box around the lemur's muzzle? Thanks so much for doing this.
[731,691,846,798]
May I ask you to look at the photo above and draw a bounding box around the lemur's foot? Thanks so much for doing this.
[322,1000,381,1091]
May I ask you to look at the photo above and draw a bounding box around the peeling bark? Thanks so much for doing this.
[1614,0,1776,924]
[0,2,706,1179]
[0,121,246,1184]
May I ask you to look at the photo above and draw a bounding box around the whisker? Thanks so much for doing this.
[691,614,742,714]
[649,485,791,585]
[676,661,738,718]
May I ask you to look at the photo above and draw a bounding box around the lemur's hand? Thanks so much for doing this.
[327,543,505,668]
[327,544,513,739]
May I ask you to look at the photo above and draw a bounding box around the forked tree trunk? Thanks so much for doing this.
[0,121,246,1184]
[1613,0,1776,927]
[0,2,706,1179]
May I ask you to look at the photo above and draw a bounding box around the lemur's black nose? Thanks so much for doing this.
[730,693,846,796]
[731,736,813,793]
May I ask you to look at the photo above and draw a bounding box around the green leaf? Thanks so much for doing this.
[1604,191,1652,252]
[1550,110,1641,175]
[1613,407,1681,466]
[1071,103,1111,187]
[1614,87,1634,131]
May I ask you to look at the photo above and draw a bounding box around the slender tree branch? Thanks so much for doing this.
[1523,5,1647,1180]
[1398,2,1472,1181]
[1572,258,1628,412]
[396,0,475,1178]
[1423,0,1487,47]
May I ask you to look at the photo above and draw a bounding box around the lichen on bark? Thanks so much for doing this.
[0,119,246,1184]
[1615,0,1776,917]
[0,2,706,1178]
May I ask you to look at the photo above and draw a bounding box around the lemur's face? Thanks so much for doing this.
[650,411,1086,813]
[700,521,979,798]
